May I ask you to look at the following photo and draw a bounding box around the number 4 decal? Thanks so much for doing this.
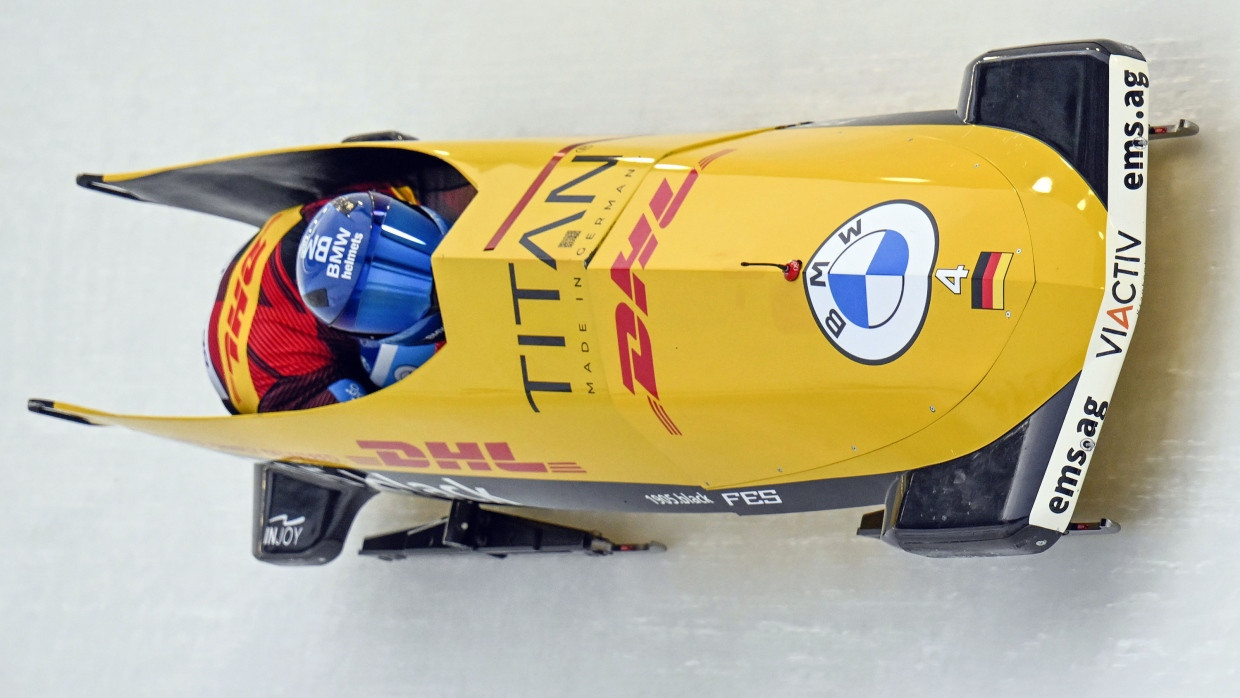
[935,265,969,294]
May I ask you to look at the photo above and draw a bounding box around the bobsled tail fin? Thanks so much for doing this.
[75,145,456,227]
[26,398,307,465]
[958,39,1144,207]
[27,399,108,427]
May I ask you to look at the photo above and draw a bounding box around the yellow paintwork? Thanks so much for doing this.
[55,122,1106,490]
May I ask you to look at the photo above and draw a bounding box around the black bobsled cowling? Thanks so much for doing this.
[958,39,1143,208]
[858,377,1076,557]
[833,40,1140,206]
[252,462,376,565]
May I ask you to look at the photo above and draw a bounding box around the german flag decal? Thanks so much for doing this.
[971,251,1013,310]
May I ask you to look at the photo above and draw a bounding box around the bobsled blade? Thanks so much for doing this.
[599,540,667,554]
[1150,119,1199,139]
[1064,518,1121,535]
[359,501,667,559]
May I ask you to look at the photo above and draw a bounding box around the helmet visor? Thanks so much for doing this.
[297,192,448,338]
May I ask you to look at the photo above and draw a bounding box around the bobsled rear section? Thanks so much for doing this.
[855,40,1151,556]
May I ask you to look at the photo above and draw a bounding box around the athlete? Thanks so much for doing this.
[205,172,475,414]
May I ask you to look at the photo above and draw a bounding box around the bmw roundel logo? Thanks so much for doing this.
[804,201,938,364]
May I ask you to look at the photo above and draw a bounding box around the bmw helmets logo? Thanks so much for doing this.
[805,201,938,364]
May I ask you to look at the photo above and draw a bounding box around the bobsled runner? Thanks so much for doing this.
[30,40,1196,562]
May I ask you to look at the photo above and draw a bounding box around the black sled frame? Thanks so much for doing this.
[252,461,661,566]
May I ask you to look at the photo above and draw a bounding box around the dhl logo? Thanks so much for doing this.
[611,149,733,435]
[219,237,269,410]
[350,440,586,474]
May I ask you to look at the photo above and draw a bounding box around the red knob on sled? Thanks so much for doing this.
[783,259,802,282]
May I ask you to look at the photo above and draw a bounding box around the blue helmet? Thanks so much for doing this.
[296,192,448,344]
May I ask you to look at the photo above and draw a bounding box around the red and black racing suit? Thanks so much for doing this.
[205,173,475,414]
[205,198,376,414]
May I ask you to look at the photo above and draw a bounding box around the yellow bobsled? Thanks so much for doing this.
[31,40,1190,561]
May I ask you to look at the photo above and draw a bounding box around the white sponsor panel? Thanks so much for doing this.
[1028,54,1149,532]
[804,200,938,364]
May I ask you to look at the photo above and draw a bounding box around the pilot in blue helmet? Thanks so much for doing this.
[296,191,450,387]
[206,184,469,414]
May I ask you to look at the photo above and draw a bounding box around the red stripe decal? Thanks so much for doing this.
[658,170,699,228]
[485,141,588,251]
[648,180,675,220]
[648,397,682,436]
[697,148,735,171]
[635,233,659,269]
[980,252,1000,309]
[548,464,587,473]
